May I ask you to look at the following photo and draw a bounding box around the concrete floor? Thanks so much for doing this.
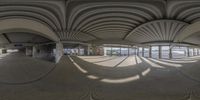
[0,53,200,100]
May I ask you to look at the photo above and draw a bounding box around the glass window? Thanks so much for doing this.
[112,47,120,56]
[138,47,143,56]
[189,48,193,56]
[144,48,149,57]
[104,47,112,56]
[151,46,159,59]
[129,48,136,55]
[79,49,84,55]
[198,49,200,55]
[161,46,170,59]
[194,48,198,56]
[121,48,128,56]
[172,47,187,58]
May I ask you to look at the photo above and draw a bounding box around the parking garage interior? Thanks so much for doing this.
[1,0,200,100]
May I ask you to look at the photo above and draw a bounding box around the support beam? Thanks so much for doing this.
[142,47,144,57]
[169,47,172,59]
[87,45,90,56]
[158,45,162,59]
[120,46,121,56]
[149,46,152,58]
[26,47,32,56]
[2,33,11,43]
[32,45,37,58]
[111,46,113,56]
[0,48,2,55]
[55,42,64,63]
[78,45,80,56]
[128,46,130,56]
[187,47,190,57]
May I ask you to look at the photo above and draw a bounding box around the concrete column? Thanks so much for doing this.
[142,47,144,57]
[137,47,139,56]
[120,47,121,56]
[55,42,64,63]
[32,46,37,58]
[128,46,130,56]
[103,47,107,56]
[149,46,152,58]
[78,45,80,56]
[2,49,7,54]
[0,49,1,55]
[26,47,32,56]
[169,47,172,59]
[193,48,195,56]
[187,47,190,57]
[158,45,162,59]
[87,44,91,56]
[111,46,113,56]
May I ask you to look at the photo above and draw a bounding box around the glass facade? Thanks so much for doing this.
[102,45,200,59]
[112,47,120,56]
[121,48,129,56]
[103,47,133,56]
[129,48,136,55]
[194,48,198,56]
[161,46,170,59]
[151,46,159,59]
[189,48,194,57]
[172,47,187,58]
[138,47,143,56]
[144,48,150,57]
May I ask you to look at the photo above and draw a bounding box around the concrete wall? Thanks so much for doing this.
[26,47,32,56]
[55,42,64,63]
[32,44,55,62]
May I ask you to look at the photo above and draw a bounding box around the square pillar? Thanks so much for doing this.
[26,47,32,56]
[128,46,130,56]
[78,45,81,56]
[2,49,7,54]
[142,47,144,57]
[0,49,2,55]
[120,47,121,56]
[32,45,37,58]
[149,46,152,58]
[169,47,172,59]
[137,47,139,56]
[193,48,195,56]
[187,47,190,57]
[55,42,64,63]
[111,47,113,56]
[158,45,162,59]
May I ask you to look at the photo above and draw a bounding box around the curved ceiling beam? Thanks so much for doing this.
[167,0,200,23]
[77,17,138,31]
[0,4,63,31]
[174,21,200,42]
[70,8,153,30]
[66,30,100,40]
[0,18,59,42]
[124,20,188,43]
[68,2,162,26]
[0,11,59,32]
[88,39,137,45]
[73,13,142,31]
[82,22,135,32]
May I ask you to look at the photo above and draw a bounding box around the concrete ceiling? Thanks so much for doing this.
[0,32,51,44]
[0,0,200,45]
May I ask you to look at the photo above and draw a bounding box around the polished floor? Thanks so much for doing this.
[0,53,200,100]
